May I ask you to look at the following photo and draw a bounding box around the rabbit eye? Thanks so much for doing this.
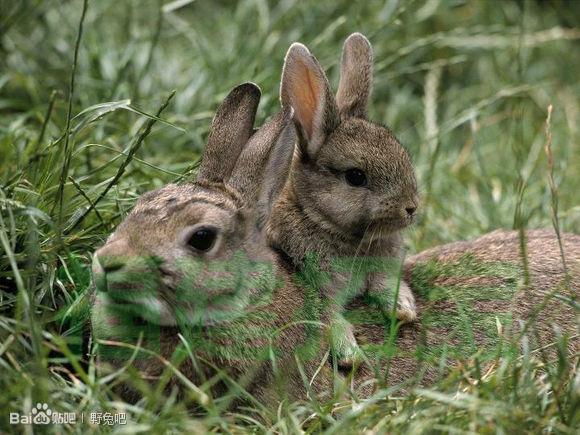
[188,227,217,252]
[345,168,367,187]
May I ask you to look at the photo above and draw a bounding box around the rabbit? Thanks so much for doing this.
[89,81,578,404]
[267,33,419,366]
[351,228,579,392]
[90,83,332,405]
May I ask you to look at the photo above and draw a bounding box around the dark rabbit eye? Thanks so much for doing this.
[188,227,217,252]
[345,168,367,187]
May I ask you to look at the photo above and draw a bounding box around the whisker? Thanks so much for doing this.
[345,221,373,297]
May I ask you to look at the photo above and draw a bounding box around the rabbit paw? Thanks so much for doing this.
[330,315,363,369]
[395,289,417,323]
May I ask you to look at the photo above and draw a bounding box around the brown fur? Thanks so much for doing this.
[353,229,579,392]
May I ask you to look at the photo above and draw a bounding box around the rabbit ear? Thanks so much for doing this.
[336,33,373,119]
[228,107,294,226]
[280,43,339,158]
[197,83,261,183]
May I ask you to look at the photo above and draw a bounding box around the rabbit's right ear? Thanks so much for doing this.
[280,43,339,158]
[197,83,261,183]
[336,33,373,119]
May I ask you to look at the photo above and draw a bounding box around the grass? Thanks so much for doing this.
[0,0,579,432]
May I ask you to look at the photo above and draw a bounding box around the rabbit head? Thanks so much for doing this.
[280,33,418,240]
[92,83,295,329]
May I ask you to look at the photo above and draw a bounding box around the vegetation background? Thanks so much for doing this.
[0,0,578,432]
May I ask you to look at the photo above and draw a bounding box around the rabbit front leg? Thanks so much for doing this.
[395,279,417,321]
[364,235,418,322]
[323,268,365,368]
[329,309,361,368]
[366,270,417,322]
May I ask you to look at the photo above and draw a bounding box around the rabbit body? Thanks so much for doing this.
[90,84,331,404]
[353,229,579,392]
[267,34,419,364]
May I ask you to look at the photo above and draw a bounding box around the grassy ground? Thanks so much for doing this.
[0,0,579,432]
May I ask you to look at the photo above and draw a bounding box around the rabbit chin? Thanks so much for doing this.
[355,215,413,239]
[132,296,252,328]
[95,289,252,328]
[125,296,175,326]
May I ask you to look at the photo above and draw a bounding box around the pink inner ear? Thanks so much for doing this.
[290,59,321,140]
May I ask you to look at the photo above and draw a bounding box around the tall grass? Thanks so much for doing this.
[0,0,578,432]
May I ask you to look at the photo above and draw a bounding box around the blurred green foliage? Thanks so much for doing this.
[0,0,578,432]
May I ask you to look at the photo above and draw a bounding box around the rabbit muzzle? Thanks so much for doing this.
[92,244,273,328]
[367,206,418,234]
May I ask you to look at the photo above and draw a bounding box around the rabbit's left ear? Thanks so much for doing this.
[280,43,339,158]
[336,33,373,119]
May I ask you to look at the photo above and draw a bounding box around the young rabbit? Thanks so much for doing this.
[352,228,579,391]
[267,33,419,365]
[90,83,331,404]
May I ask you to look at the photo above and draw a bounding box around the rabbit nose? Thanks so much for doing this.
[99,255,126,273]
[93,239,130,274]
[93,245,129,293]
[405,206,416,216]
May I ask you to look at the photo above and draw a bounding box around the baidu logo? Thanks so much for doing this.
[31,403,51,424]
[9,403,77,425]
